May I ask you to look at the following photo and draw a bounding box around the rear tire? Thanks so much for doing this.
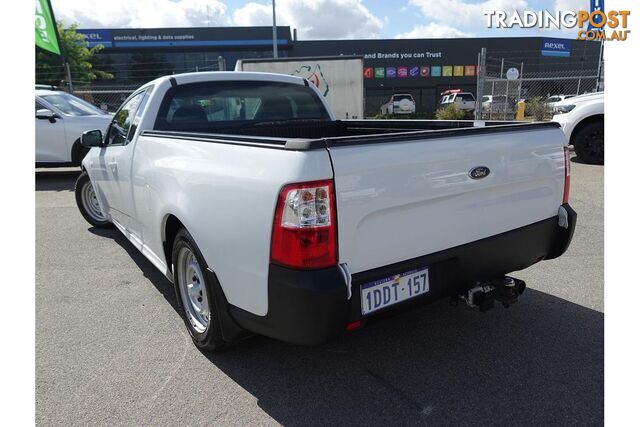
[74,172,112,228]
[573,121,604,165]
[172,228,228,352]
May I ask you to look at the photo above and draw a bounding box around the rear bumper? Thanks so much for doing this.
[230,204,576,345]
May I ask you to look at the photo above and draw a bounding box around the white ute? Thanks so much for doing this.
[552,92,604,164]
[75,72,576,350]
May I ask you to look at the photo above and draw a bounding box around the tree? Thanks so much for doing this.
[36,23,113,86]
[524,97,551,121]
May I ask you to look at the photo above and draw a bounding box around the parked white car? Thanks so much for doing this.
[75,72,576,351]
[481,95,508,112]
[36,88,112,166]
[544,94,575,110]
[440,91,476,111]
[380,94,416,115]
[552,92,604,164]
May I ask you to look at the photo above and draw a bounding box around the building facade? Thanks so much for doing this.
[79,26,601,116]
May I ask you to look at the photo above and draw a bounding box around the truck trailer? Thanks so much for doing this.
[235,55,364,119]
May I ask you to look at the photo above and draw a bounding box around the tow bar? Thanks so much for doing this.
[452,276,526,312]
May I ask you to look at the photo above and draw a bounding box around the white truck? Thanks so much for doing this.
[440,90,476,112]
[235,56,363,119]
[75,72,576,351]
[552,92,604,164]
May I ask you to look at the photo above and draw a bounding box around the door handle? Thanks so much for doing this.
[108,161,118,172]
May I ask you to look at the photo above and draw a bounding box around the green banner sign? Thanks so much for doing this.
[35,0,60,55]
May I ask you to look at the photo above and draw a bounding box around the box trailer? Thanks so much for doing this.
[235,56,364,119]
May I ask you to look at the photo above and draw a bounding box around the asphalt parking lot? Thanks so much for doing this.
[36,155,603,425]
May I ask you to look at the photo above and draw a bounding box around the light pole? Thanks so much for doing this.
[272,0,278,58]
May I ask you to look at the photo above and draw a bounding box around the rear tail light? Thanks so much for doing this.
[563,146,571,204]
[346,320,362,331]
[270,179,337,269]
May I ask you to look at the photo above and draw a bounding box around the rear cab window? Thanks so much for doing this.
[154,81,330,132]
[393,95,413,102]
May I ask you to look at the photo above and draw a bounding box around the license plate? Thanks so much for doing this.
[360,267,430,316]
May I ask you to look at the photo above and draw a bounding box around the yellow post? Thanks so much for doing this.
[516,100,526,121]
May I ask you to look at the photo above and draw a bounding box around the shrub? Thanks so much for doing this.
[524,97,551,121]
[434,103,468,120]
[370,112,433,120]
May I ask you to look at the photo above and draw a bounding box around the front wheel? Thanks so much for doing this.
[74,171,112,228]
[573,121,604,165]
[172,228,228,352]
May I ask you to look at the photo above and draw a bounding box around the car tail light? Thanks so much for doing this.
[346,320,362,331]
[563,146,571,204]
[270,179,337,269]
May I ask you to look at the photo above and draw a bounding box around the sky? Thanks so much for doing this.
[50,0,589,40]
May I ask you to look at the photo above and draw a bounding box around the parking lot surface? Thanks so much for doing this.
[36,155,603,425]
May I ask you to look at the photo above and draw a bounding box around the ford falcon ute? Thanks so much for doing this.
[74,72,576,351]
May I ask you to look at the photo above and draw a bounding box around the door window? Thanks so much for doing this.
[36,100,46,113]
[39,93,105,116]
[127,89,152,141]
[105,90,146,146]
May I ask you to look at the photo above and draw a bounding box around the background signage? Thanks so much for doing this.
[77,28,290,49]
[541,38,572,57]
[77,29,113,48]
[506,67,520,80]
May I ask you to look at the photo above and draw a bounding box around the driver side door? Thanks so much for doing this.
[94,90,147,232]
[35,99,67,163]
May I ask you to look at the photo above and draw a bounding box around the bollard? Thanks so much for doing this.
[516,100,526,121]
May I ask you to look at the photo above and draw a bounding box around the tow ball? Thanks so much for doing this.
[451,276,527,312]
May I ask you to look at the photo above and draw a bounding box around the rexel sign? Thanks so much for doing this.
[541,38,572,57]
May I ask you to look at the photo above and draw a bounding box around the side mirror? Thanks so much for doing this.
[81,129,103,147]
[36,108,58,122]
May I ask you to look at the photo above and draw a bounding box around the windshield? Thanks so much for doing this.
[40,93,106,116]
[457,94,475,102]
[393,95,413,102]
[155,81,330,132]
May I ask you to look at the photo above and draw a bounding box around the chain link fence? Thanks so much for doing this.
[70,85,139,112]
[475,46,604,120]
[41,51,604,119]
[40,57,227,112]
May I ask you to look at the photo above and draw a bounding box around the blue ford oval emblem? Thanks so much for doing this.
[469,166,490,180]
